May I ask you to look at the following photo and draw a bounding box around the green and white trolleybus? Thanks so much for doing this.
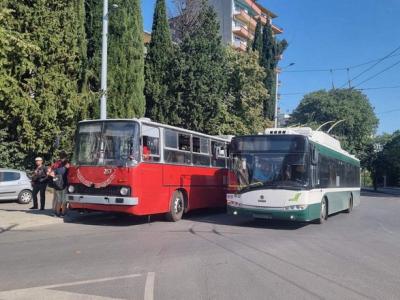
[226,127,360,223]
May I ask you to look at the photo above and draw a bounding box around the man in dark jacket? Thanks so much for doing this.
[30,157,48,210]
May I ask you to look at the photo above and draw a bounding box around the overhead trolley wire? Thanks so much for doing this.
[339,44,400,88]
[284,52,400,73]
[353,59,400,87]
[280,84,400,96]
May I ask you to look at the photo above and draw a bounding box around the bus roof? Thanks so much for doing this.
[79,118,231,143]
[264,127,359,162]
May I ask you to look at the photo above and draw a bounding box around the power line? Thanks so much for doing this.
[280,84,400,96]
[339,45,400,88]
[354,59,400,87]
[284,53,400,73]
[376,108,400,115]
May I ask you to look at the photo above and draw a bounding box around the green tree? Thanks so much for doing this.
[83,0,103,118]
[290,89,379,156]
[0,1,85,168]
[365,131,400,188]
[260,20,288,119]
[84,0,145,119]
[380,133,400,186]
[219,48,270,135]
[252,20,263,55]
[145,0,177,124]
[175,3,226,134]
[107,0,145,118]
[0,7,39,168]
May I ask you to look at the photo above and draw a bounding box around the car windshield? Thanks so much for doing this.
[72,121,140,166]
[231,152,309,192]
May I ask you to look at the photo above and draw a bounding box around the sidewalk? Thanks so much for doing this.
[362,187,400,196]
[0,191,63,233]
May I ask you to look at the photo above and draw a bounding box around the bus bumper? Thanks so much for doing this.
[67,194,139,206]
[227,204,320,222]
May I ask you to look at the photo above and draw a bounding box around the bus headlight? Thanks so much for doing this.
[120,187,129,196]
[68,185,75,193]
[227,200,240,207]
[285,205,307,211]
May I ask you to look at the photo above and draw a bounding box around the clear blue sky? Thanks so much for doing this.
[141,0,400,134]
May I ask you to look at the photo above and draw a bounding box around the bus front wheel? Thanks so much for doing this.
[166,190,184,222]
[316,197,328,224]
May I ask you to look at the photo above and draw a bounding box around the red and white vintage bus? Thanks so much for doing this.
[67,118,231,221]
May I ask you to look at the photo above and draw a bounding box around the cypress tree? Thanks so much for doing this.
[107,0,145,118]
[0,0,85,167]
[83,0,103,118]
[261,19,275,119]
[252,19,263,55]
[145,0,176,124]
[176,4,226,134]
[261,20,288,120]
[84,0,145,119]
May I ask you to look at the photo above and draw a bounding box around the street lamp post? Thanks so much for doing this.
[100,0,109,120]
[274,62,295,128]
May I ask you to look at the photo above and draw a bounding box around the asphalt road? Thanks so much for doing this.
[0,192,399,300]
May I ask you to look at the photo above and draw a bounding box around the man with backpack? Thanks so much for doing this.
[30,157,49,210]
[48,151,70,217]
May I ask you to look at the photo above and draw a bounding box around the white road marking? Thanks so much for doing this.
[0,273,142,300]
[144,272,155,300]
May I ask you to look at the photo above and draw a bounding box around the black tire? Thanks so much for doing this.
[344,194,353,213]
[166,190,185,222]
[18,190,33,204]
[316,197,328,224]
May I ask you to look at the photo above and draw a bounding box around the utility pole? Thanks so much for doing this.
[100,0,109,120]
[274,62,295,128]
[274,70,280,128]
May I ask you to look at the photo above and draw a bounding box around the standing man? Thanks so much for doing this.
[30,157,48,210]
[48,151,69,216]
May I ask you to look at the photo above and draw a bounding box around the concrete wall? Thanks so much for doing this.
[208,0,233,44]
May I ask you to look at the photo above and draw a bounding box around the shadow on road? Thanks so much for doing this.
[361,191,400,198]
[0,224,18,234]
[185,208,309,231]
[62,207,309,230]
[63,211,166,227]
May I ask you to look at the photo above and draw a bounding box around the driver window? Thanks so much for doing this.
[142,125,160,162]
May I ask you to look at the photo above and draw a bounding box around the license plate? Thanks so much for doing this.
[253,213,272,219]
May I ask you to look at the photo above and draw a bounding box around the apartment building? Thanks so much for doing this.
[209,0,283,51]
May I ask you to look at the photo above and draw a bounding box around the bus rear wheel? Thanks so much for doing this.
[166,190,184,222]
[316,197,328,224]
[344,194,353,213]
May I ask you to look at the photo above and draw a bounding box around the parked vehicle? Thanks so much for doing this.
[0,169,33,204]
[67,118,231,221]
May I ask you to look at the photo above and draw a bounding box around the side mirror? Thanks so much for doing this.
[311,145,318,165]
[213,147,220,160]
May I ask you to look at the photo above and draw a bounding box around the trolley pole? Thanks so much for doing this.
[100,0,109,120]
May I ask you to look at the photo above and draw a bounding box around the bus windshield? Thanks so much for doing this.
[72,121,140,166]
[230,136,309,192]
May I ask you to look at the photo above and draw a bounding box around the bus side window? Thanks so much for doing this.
[193,136,210,166]
[164,130,191,165]
[142,125,160,162]
[212,141,226,168]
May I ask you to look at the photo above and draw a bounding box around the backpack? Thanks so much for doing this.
[49,174,65,190]
[49,166,67,190]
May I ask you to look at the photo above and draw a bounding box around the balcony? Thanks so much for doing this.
[233,40,247,52]
[234,9,257,31]
[233,24,254,40]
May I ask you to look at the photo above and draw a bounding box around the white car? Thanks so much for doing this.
[0,169,33,204]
